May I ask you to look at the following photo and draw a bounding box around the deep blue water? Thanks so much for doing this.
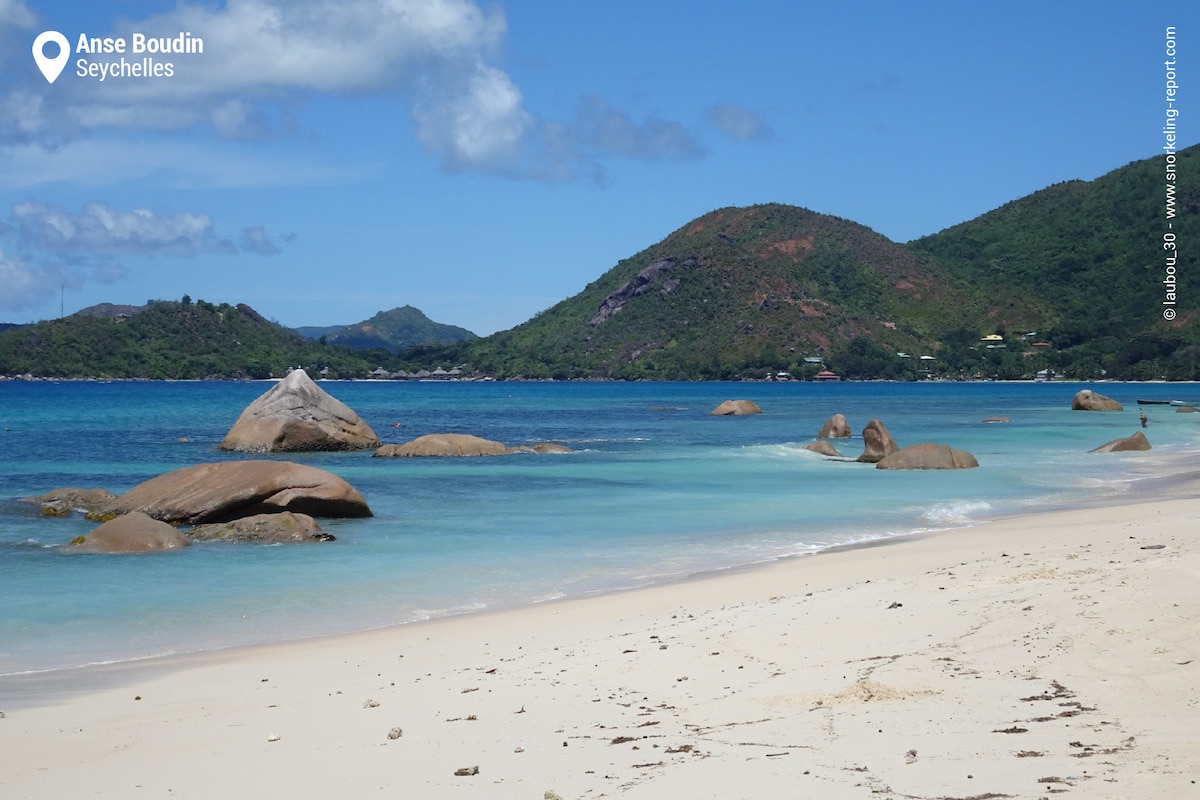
[2,379,1197,675]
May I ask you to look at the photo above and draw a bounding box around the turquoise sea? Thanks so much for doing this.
[2,380,1198,677]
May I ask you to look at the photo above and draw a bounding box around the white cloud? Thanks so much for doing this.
[0,247,68,312]
[574,96,705,161]
[8,200,286,261]
[0,0,37,31]
[0,199,286,314]
[706,103,776,142]
[412,59,531,169]
[7,0,511,142]
[0,245,130,315]
[1,90,47,137]
[1,0,713,181]
[517,97,706,183]
[12,200,228,257]
[155,0,508,94]
[239,225,282,255]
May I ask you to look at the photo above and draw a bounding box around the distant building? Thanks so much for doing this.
[815,370,840,382]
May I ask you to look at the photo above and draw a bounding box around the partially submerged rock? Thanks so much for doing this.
[189,511,334,543]
[1072,390,1123,411]
[710,400,762,416]
[374,433,508,457]
[508,443,574,454]
[375,435,573,457]
[876,443,979,470]
[26,487,118,516]
[1090,431,1151,453]
[219,369,380,452]
[818,413,851,439]
[856,419,900,463]
[94,461,372,524]
[69,511,190,554]
[530,443,572,454]
[803,441,843,457]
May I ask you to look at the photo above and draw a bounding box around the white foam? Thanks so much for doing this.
[919,500,993,526]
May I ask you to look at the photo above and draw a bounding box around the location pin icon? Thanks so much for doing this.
[33,31,70,84]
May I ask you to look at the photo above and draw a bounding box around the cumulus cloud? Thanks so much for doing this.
[11,200,232,257]
[8,200,285,259]
[519,97,707,184]
[0,0,37,32]
[411,59,533,170]
[706,103,776,142]
[238,225,282,255]
[1,0,711,181]
[0,246,129,313]
[0,247,62,311]
[574,96,705,161]
[0,199,285,313]
[3,0,513,158]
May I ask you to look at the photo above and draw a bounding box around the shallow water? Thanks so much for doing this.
[2,379,1196,674]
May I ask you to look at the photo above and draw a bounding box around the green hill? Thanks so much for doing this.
[0,299,376,379]
[908,145,1200,379]
[417,145,1199,381]
[426,203,974,380]
[296,305,477,353]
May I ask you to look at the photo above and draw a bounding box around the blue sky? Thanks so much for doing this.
[0,1,1194,334]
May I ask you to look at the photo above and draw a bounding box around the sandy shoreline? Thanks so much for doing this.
[3,495,1199,798]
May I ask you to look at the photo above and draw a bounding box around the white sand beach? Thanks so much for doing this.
[2,496,1198,799]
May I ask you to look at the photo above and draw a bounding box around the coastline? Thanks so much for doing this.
[5,378,1194,680]
[3,493,1198,798]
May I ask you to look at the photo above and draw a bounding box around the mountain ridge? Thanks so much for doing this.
[294,305,477,353]
[414,145,1198,380]
[2,145,1195,380]
[0,299,375,379]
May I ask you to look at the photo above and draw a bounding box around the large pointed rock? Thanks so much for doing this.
[94,461,372,524]
[1071,390,1123,411]
[219,370,380,452]
[818,413,851,438]
[856,419,900,463]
